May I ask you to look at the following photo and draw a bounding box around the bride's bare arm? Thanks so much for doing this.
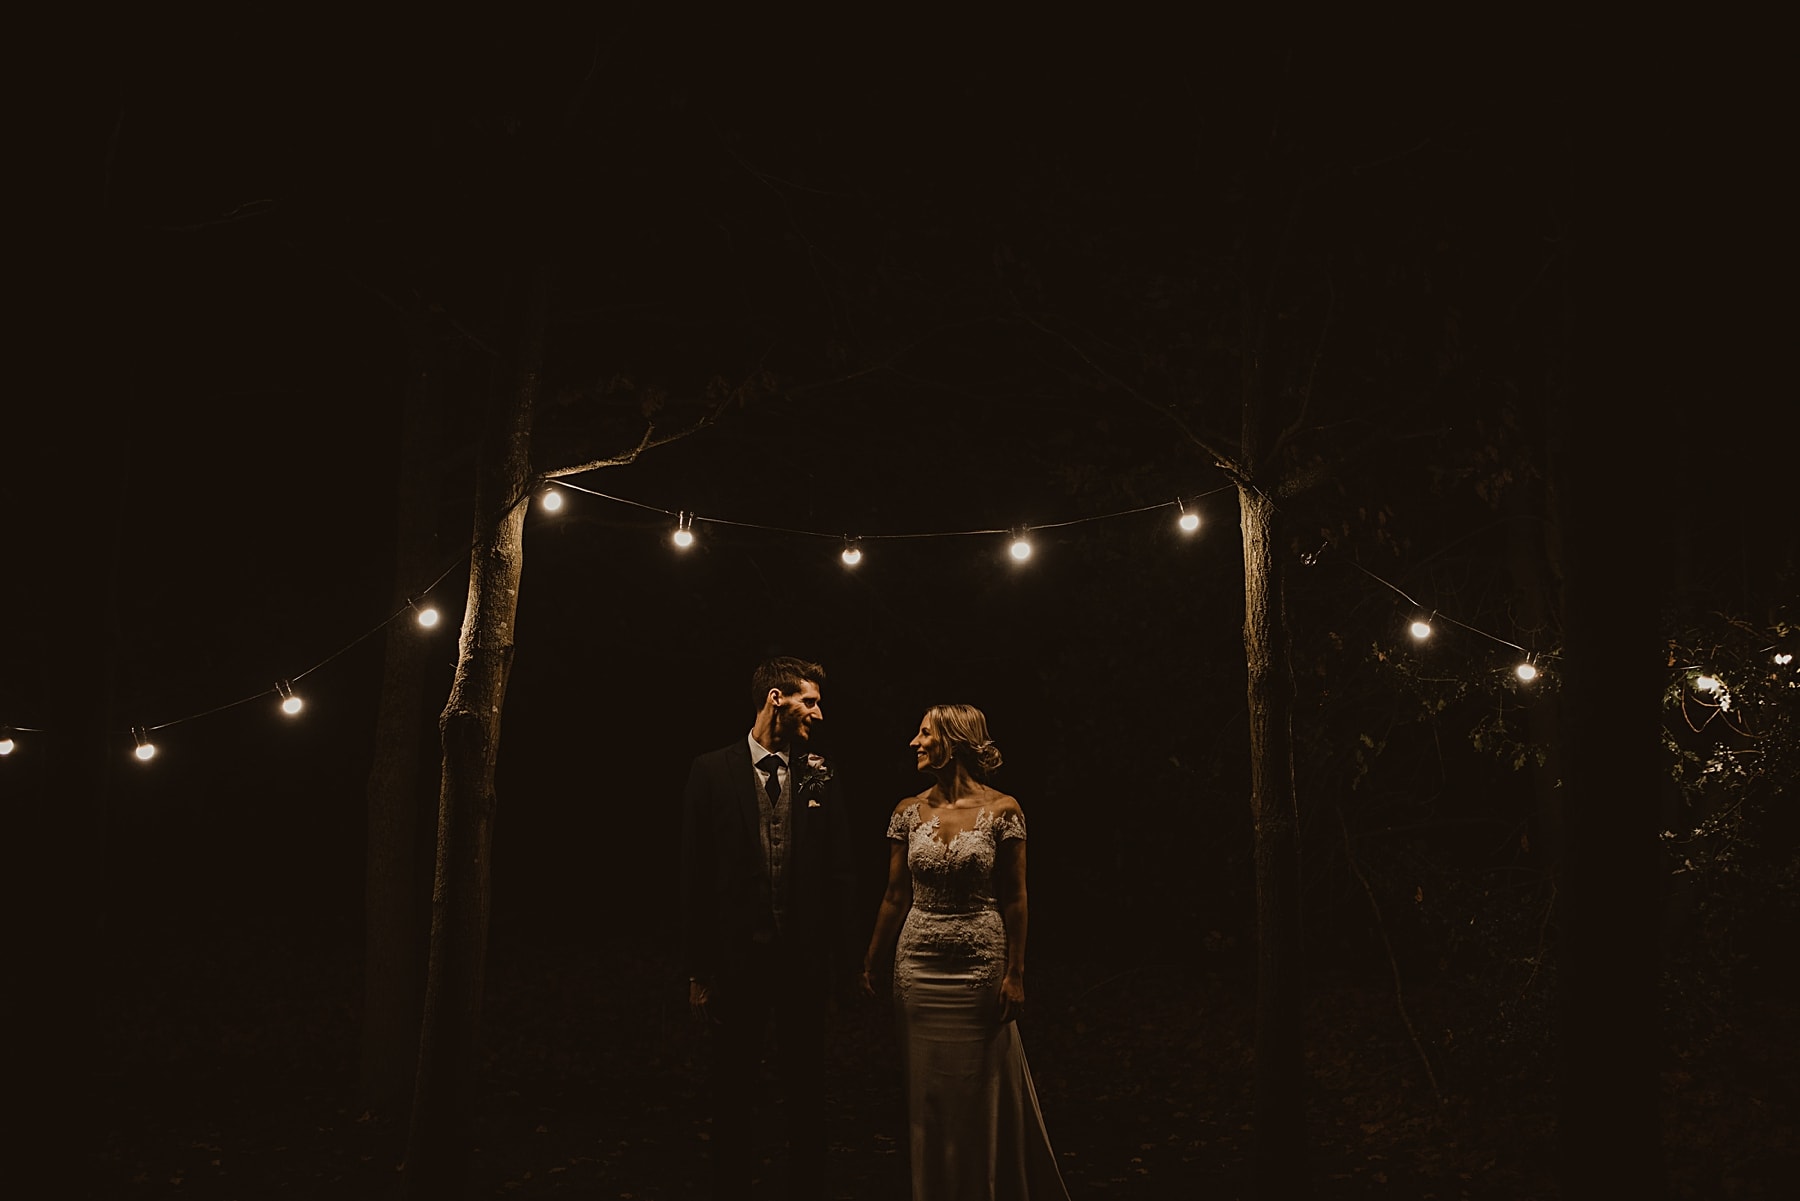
[861,838,913,998]
[995,804,1029,1021]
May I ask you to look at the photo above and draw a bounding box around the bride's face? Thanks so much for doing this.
[909,717,947,772]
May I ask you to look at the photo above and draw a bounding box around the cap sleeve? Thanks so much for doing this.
[886,801,920,841]
[994,809,1027,842]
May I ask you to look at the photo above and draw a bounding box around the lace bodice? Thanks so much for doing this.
[887,801,1026,914]
[887,801,1026,997]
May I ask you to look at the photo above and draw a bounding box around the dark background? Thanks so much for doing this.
[6,11,1794,1199]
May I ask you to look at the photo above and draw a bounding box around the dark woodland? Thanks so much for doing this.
[7,12,1795,1200]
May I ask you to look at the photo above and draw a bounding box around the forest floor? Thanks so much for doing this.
[91,929,1798,1200]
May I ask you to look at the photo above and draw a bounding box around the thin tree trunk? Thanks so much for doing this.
[1554,413,1668,1196]
[1239,483,1312,1199]
[1506,466,1566,875]
[404,267,548,1197]
[359,312,454,1117]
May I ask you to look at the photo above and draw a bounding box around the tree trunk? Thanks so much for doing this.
[1505,464,1566,875]
[403,267,548,1197]
[1553,411,1668,1196]
[359,311,454,1118]
[1239,484,1312,1199]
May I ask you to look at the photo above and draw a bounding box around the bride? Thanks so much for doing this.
[861,704,1071,1199]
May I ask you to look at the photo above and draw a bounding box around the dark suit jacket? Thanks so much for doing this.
[680,739,858,986]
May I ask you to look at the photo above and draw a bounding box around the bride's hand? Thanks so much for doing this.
[859,966,881,1000]
[998,971,1025,1023]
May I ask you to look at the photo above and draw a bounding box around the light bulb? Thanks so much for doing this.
[1776,653,1793,666]
[673,512,695,549]
[1695,675,1721,693]
[841,541,863,566]
[1009,528,1032,561]
[1410,620,1432,640]
[0,735,15,756]
[673,528,695,549]
[276,681,303,716]
[134,740,156,762]
[1178,511,1201,533]
[542,489,563,512]
[1515,662,1538,683]
[417,606,440,628]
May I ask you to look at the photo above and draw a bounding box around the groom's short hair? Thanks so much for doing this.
[751,656,826,712]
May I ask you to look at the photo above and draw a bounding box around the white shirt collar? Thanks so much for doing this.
[748,734,786,768]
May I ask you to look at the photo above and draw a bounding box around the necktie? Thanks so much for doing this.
[759,754,783,804]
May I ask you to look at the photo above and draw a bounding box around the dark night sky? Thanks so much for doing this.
[8,16,1790,957]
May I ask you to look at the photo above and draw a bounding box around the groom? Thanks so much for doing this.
[680,656,857,1200]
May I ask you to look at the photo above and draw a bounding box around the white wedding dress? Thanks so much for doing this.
[888,801,1071,1200]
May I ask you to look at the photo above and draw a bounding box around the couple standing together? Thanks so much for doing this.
[680,656,1071,1200]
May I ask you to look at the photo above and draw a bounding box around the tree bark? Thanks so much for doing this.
[1554,402,1668,1197]
[1239,483,1312,1199]
[1506,465,1567,875]
[359,311,455,1118]
[1552,71,1668,1190]
[403,267,548,1197]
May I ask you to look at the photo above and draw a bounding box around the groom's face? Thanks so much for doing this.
[774,680,824,745]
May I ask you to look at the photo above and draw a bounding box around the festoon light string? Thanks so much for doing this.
[1,474,1787,765]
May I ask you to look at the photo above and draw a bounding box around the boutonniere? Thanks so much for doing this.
[797,754,833,807]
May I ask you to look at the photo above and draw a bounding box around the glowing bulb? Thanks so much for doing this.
[1009,528,1032,561]
[673,512,695,549]
[1776,653,1793,666]
[1515,662,1538,683]
[281,695,303,716]
[841,541,863,566]
[542,489,563,512]
[417,606,440,628]
[1178,512,1201,533]
[135,743,156,761]
[1695,675,1721,693]
[0,735,14,756]
[1410,620,1433,640]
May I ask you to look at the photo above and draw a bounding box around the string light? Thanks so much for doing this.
[40,476,1770,767]
[1009,527,1033,562]
[0,728,14,756]
[1177,499,1201,534]
[276,680,303,716]
[1777,653,1794,666]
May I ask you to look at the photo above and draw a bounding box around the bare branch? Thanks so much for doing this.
[1267,271,1336,464]
[1013,307,1243,477]
[1349,134,1435,174]
[540,392,735,479]
[1337,805,1444,1103]
[161,197,277,233]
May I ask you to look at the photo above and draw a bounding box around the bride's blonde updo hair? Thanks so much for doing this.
[923,703,1004,778]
